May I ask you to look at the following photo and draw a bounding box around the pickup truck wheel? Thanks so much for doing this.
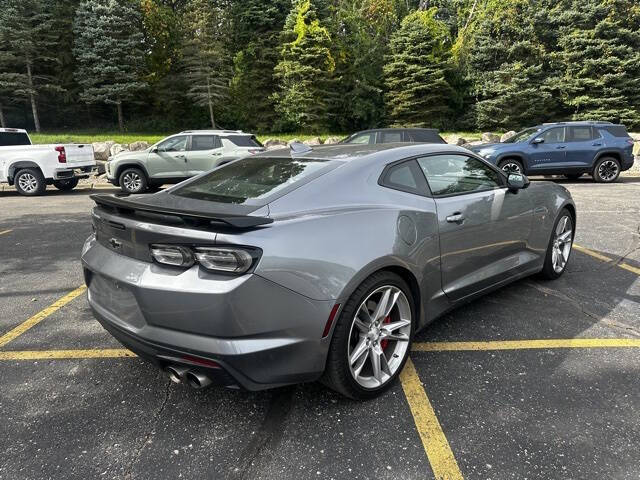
[119,168,147,194]
[498,159,524,175]
[15,168,46,196]
[593,157,620,183]
[53,178,79,191]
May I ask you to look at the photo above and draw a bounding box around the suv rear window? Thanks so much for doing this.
[0,132,30,146]
[407,130,446,144]
[601,125,630,137]
[171,157,336,205]
[226,135,263,147]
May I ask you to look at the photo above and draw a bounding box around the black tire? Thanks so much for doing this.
[539,208,574,280]
[593,157,620,183]
[498,158,525,175]
[119,167,148,194]
[322,271,415,400]
[53,178,79,191]
[14,168,46,196]
[564,173,582,180]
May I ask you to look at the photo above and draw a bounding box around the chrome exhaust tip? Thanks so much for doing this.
[166,365,189,384]
[185,371,212,389]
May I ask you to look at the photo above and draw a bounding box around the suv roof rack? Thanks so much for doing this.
[179,129,244,134]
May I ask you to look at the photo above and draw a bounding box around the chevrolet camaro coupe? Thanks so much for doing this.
[81,143,576,399]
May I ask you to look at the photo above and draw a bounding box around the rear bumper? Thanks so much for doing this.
[621,155,635,172]
[54,165,97,180]
[81,237,334,390]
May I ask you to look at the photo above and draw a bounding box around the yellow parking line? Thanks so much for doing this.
[413,338,640,352]
[0,229,12,236]
[400,358,464,480]
[0,285,87,348]
[0,348,136,360]
[574,243,640,275]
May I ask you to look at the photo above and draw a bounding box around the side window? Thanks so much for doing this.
[380,160,427,195]
[380,131,404,143]
[190,135,220,151]
[535,127,565,144]
[346,133,374,145]
[417,154,502,196]
[157,135,188,152]
[567,126,594,142]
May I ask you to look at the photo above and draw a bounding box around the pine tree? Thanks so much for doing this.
[73,0,146,131]
[228,0,289,131]
[556,0,640,127]
[181,0,230,129]
[0,0,63,132]
[383,8,455,128]
[272,0,336,132]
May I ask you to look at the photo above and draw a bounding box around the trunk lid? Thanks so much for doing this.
[62,144,94,164]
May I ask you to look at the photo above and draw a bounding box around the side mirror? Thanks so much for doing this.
[150,146,159,153]
[532,137,544,144]
[507,173,530,191]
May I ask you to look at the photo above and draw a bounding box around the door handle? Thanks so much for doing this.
[556,145,566,149]
[446,213,465,224]
[176,154,186,158]
[211,152,222,156]
[592,143,602,146]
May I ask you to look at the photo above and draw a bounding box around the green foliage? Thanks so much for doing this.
[384,8,456,128]
[556,0,640,127]
[272,0,336,132]
[73,0,146,130]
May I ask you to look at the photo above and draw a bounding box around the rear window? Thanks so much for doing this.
[601,125,630,138]
[226,135,263,147]
[407,130,446,144]
[0,132,30,146]
[171,157,336,205]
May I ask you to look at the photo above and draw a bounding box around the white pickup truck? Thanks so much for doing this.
[0,128,96,196]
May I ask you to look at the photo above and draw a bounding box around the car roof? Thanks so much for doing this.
[254,142,468,163]
[179,130,251,136]
[0,128,27,133]
[537,121,618,128]
[350,127,440,134]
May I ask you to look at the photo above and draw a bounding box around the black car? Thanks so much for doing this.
[342,128,446,145]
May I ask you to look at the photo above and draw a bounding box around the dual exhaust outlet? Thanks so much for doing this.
[165,365,212,389]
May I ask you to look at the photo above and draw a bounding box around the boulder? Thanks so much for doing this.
[303,136,322,146]
[455,137,467,146]
[323,136,342,145]
[92,141,115,161]
[500,130,517,142]
[110,143,129,157]
[481,132,500,143]
[95,160,106,175]
[263,138,288,150]
[129,141,150,151]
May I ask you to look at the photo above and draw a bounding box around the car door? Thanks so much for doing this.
[565,126,599,169]
[146,135,190,179]
[417,154,534,301]
[527,127,567,172]
[186,135,223,175]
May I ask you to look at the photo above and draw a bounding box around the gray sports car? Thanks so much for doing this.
[81,143,576,399]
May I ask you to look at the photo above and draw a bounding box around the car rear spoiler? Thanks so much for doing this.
[90,193,273,228]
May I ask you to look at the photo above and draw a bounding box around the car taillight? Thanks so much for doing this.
[194,247,254,273]
[150,245,194,267]
[150,244,258,274]
[55,146,66,163]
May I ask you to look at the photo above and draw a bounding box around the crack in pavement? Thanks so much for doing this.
[123,379,173,479]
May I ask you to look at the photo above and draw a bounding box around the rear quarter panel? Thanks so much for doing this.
[525,181,576,255]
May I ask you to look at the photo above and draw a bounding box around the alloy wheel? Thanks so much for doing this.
[501,162,522,175]
[551,215,573,273]
[597,160,619,182]
[347,285,411,389]
[123,172,142,192]
[18,173,38,193]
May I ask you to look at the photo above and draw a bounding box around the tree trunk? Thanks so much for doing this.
[117,99,124,132]
[206,77,216,128]
[26,61,41,132]
[0,103,5,128]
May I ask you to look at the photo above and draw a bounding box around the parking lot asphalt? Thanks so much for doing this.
[1,177,639,480]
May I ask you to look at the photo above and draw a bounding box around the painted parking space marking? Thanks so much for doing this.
[0,348,136,360]
[0,285,87,348]
[0,229,12,236]
[574,243,640,275]
[413,338,640,352]
[400,358,464,480]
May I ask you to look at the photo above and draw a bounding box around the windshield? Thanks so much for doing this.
[171,156,336,205]
[503,127,541,143]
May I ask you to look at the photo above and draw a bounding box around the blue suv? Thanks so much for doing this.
[470,121,635,182]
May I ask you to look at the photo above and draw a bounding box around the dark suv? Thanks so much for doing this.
[342,128,446,145]
[470,121,635,182]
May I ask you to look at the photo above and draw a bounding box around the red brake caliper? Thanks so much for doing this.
[380,315,391,350]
